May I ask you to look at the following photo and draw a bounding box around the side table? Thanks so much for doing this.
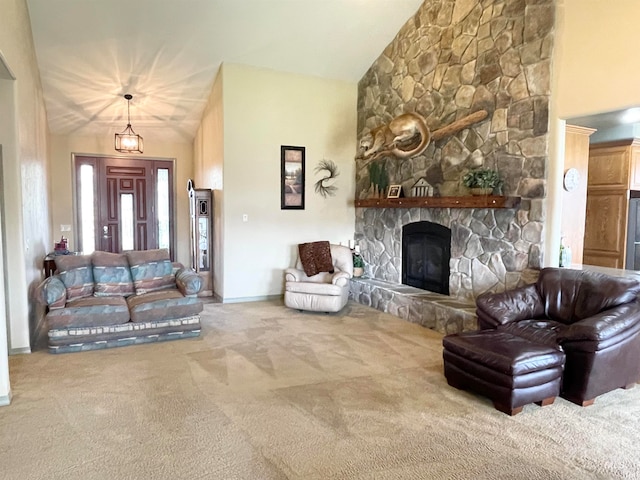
[43,252,82,278]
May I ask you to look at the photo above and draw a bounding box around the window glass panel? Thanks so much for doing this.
[121,193,134,251]
[198,217,209,270]
[157,168,170,250]
[79,164,95,254]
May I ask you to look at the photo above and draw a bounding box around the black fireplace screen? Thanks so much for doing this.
[402,222,451,295]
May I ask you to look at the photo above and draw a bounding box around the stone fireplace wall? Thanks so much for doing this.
[355,0,554,300]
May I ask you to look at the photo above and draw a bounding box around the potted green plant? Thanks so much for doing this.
[353,252,365,277]
[462,168,503,195]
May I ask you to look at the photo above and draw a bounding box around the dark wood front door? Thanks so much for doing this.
[100,158,152,253]
[75,155,174,258]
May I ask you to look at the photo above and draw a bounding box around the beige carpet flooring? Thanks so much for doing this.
[2,300,640,479]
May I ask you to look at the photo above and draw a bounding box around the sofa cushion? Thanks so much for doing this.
[537,268,640,324]
[285,281,345,296]
[127,290,203,323]
[476,284,545,326]
[175,268,204,296]
[54,254,94,301]
[497,319,567,348]
[92,251,135,297]
[46,296,129,329]
[36,276,67,309]
[442,330,565,376]
[126,248,176,295]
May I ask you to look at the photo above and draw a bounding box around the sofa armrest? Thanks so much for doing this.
[558,302,640,345]
[175,268,203,296]
[332,271,351,287]
[475,284,545,329]
[36,276,67,309]
[285,267,309,283]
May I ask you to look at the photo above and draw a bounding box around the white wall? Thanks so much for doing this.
[547,0,640,267]
[555,0,640,118]
[195,63,358,301]
[193,70,224,298]
[49,135,194,267]
[0,143,9,404]
[221,64,357,301]
[0,0,52,404]
[0,0,51,360]
[0,64,16,401]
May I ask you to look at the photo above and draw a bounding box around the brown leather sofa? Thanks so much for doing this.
[475,268,640,406]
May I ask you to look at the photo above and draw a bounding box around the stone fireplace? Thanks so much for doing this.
[355,203,540,301]
[353,0,553,304]
[402,221,450,294]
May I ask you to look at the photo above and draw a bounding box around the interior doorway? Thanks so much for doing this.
[74,155,175,259]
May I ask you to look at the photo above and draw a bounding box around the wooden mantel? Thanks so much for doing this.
[354,196,521,209]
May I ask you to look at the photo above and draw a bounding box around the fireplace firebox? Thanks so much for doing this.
[402,222,451,295]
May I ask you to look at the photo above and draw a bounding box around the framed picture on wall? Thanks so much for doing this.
[281,145,305,209]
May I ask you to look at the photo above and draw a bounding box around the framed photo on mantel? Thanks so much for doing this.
[387,184,402,198]
[281,145,305,210]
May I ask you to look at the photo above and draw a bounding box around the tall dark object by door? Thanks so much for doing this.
[188,184,213,296]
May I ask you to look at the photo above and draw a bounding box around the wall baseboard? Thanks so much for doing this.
[0,390,12,407]
[9,347,31,355]
[222,294,282,304]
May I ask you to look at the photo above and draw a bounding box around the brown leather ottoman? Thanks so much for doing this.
[442,330,566,415]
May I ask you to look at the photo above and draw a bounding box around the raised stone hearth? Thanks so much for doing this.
[350,0,553,329]
[349,277,477,334]
[356,206,541,299]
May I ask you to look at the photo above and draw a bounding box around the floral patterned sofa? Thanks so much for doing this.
[37,249,203,353]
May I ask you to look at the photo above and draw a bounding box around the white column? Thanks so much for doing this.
[0,180,11,405]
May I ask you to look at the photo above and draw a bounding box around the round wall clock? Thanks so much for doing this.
[563,168,580,192]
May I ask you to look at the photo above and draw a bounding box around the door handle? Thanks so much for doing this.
[103,225,111,239]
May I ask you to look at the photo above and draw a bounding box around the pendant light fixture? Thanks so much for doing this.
[115,94,144,153]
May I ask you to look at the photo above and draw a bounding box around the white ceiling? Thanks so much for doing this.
[568,108,640,130]
[26,0,424,143]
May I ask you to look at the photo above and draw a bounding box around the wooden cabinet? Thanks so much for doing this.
[583,139,640,268]
[189,187,213,296]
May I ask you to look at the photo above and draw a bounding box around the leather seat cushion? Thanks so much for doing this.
[285,281,344,296]
[443,331,565,376]
[497,319,566,348]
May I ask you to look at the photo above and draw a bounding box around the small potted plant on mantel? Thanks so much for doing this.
[353,250,365,278]
[462,168,503,195]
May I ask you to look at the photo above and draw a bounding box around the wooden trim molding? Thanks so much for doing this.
[565,125,596,136]
[354,196,521,209]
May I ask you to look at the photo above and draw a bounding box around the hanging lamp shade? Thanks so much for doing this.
[115,94,144,153]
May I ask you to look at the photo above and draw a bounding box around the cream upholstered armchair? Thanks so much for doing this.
[284,242,354,312]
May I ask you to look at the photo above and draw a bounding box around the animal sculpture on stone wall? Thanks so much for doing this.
[358,109,489,162]
[360,112,431,160]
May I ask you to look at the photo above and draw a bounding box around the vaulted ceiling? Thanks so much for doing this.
[26,0,424,143]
